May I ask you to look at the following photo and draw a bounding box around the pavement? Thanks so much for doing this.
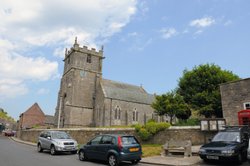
[9,136,202,166]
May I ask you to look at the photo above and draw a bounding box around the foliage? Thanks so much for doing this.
[137,128,152,141]
[134,121,170,141]
[0,108,15,122]
[177,64,239,118]
[174,118,200,126]
[142,144,162,157]
[152,91,191,124]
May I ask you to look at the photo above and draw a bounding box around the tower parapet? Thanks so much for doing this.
[64,42,104,60]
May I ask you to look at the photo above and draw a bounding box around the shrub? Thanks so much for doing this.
[145,122,158,135]
[133,124,142,132]
[174,118,200,126]
[138,128,152,141]
[157,122,171,131]
[134,121,171,141]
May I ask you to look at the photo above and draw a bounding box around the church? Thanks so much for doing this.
[54,38,163,127]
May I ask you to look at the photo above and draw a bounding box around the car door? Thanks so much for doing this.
[98,135,114,160]
[43,132,52,149]
[85,135,102,159]
[39,132,46,149]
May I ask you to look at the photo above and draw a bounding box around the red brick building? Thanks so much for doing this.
[19,103,46,129]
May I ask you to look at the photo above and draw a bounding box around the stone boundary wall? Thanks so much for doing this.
[17,128,136,144]
[17,126,217,145]
[148,126,217,145]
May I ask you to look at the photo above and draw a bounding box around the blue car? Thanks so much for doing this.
[78,134,142,166]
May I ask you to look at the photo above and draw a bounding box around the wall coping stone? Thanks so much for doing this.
[169,126,200,130]
[21,127,135,132]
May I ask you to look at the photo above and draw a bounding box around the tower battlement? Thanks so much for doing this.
[65,37,103,58]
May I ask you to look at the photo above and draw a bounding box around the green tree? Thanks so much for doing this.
[152,91,191,124]
[0,108,15,122]
[177,64,239,118]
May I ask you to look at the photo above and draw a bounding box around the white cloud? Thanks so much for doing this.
[160,28,178,39]
[0,39,58,98]
[37,88,50,95]
[0,0,137,98]
[190,17,215,28]
[0,53,58,81]
[0,0,137,45]
[128,32,138,37]
[0,79,28,98]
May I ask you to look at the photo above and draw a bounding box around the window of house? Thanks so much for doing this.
[87,55,91,63]
[244,102,250,110]
[132,108,138,121]
[114,106,121,120]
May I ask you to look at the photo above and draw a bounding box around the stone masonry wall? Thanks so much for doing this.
[220,78,250,125]
[17,126,216,145]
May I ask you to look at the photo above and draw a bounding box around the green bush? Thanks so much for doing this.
[145,122,158,135]
[157,122,171,131]
[174,118,200,126]
[138,128,152,141]
[134,121,171,141]
[147,119,156,123]
[133,124,142,132]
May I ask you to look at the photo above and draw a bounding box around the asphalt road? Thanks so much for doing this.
[197,158,250,166]
[0,135,152,166]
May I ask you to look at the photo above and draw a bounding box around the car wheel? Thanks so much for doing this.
[131,159,140,164]
[236,153,243,164]
[37,143,43,153]
[50,145,57,155]
[108,154,119,166]
[78,150,86,161]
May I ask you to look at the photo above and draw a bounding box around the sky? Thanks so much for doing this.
[0,0,250,120]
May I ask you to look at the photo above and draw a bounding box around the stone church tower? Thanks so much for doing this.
[54,38,104,127]
[55,39,165,128]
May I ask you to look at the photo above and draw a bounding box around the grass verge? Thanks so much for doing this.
[142,144,162,157]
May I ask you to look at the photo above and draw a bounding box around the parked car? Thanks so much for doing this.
[37,130,78,155]
[3,130,15,137]
[78,134,142,166]
[199,126,250,164]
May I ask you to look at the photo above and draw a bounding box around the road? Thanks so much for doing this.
[197,158,249,166]
[0,135,153,166]
[1,135,249,166]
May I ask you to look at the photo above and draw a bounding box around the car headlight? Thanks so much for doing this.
[55,141,63,146]
[221,149,235,155]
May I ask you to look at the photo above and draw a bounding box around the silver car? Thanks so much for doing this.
[37,130,78,155]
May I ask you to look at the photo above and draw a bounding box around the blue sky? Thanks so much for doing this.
[0,0,250,120]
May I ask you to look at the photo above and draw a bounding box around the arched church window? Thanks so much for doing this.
[132,108,138,121]
[114,106,121,120]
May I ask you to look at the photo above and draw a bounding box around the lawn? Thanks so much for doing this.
[142,144,162,157]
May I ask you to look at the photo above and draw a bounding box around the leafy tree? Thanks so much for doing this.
[177,64,239,118]
[0,108,15,122]
[152,91,191,124]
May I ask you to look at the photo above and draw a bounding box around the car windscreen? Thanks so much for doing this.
[121,136,139,145]
[212,131,240,142]
[52,132,71,139]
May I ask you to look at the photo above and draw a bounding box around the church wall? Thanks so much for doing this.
[220,78,250,125]
[94,82,105,127]
[62,105,93,127]
[71,69,96,108]
[102,98,155,127]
